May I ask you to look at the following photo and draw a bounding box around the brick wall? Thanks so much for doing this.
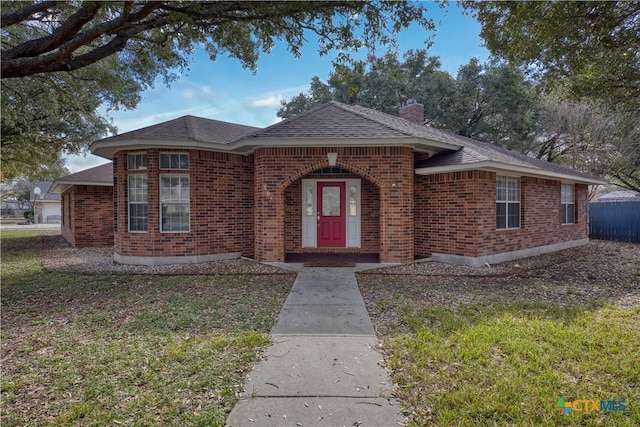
[254,146,414,262]
[113,149,254,260]
[415,171,589,258]
[61,185,114,248]
[284,174,380,254]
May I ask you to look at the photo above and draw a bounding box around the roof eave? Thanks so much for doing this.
[49,180,113,193]
[91,136,461,158]
[415,160,608,185]
[90,138,237,159]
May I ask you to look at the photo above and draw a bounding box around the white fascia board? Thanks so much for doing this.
[91,136,461,158]
[415,160,608,185]
[239,136,460,152]
[49,181,113,193]
[48,182,68,193]
[90,139,236,159]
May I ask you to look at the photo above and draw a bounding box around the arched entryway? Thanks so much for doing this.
[253,146,414,263]
[283,166,381,262]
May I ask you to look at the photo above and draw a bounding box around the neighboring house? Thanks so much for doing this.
[1,201,23,216]
[595,190,640,202]
[53,100,605,266]
[50,163,114,247]
[31,181,61,224]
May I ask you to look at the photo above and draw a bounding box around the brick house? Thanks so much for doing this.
[50,162,114,248]
[53,101,605,266]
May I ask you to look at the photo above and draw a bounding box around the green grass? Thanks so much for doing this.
[389,303,639,426]
[1,230,294,426]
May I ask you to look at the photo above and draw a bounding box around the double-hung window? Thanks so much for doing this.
[127,153,147,170]
[127,153,148,232]
[496,176,520,230]
[159,153,190,232]
[561,183,575,224]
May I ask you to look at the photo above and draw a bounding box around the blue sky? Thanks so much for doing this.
[67,2,488,172]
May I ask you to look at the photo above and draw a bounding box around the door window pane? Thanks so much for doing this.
[306,186,314,216]
[349,185,357,217]
[322,186,341,216]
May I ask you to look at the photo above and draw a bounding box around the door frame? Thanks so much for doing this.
[317,181,346,247]
[301,178,361,248]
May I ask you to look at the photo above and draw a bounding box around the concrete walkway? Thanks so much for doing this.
[226,265,404,427]
[0,223,61,231]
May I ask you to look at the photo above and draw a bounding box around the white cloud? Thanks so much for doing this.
[249,94,283,108]
[180,83,215,102]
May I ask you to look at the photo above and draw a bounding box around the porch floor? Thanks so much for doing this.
[285,253,380,263]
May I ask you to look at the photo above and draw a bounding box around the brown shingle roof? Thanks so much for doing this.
[102,115,259,144]
[249,102,408,138]
[255,102,601,182]
[50,163,113,193]
[89,102,604,184]
[248,102,476,147]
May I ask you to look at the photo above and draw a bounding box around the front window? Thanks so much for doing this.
[127,153,147,170]
[561,183,575,224]
[160,174,190,232]
[128,174,148,232]
[160,152,189,169]
[496,176,520,229]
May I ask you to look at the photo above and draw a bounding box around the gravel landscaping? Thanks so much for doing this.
[38,235,292,275]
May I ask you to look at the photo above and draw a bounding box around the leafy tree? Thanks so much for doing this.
[278,51,540,153]
[1,66,118,181]
[277,76,333,119]
[1,1,435,180]
[448,59,539,152]
[464,1,640,111]
[0,179,35,211]
[2,1,434,78]
[536,97,640,192]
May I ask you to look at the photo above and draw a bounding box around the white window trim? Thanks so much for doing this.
[160,173,190,233]
[128,174,148,233]
[496,175,521,230]
[561,183,575,225]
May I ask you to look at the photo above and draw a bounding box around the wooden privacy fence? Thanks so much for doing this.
[589,200,640,243]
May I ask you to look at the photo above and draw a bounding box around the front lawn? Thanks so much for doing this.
[1,230,294,426]
[358,241,640,426]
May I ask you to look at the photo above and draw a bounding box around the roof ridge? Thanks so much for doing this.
[184,115,196,140]
[247,102,336,138]
[329,102,416,137]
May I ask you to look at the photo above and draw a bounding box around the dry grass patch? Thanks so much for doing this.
[1,230,295,426]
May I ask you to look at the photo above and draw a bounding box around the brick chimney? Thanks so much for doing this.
[398,98,424,125]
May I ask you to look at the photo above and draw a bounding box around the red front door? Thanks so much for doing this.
[317,182,346,247]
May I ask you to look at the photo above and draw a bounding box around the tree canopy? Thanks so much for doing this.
[463,1,640,111]
[1,1,435,180]
[279,49,640,192]
[1,1,434,79]
[278,50,540,152]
